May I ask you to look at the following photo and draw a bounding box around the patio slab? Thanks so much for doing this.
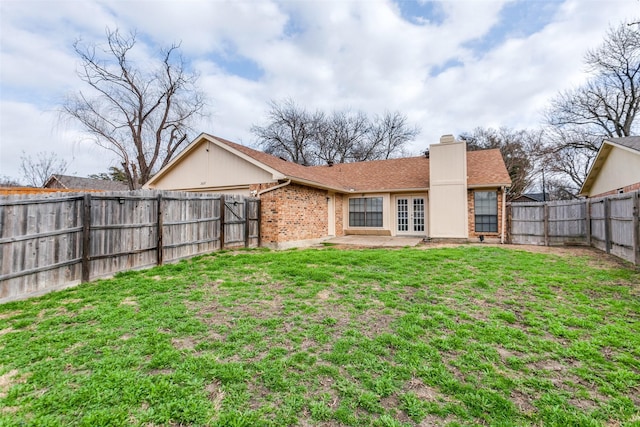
[324,235,424,247]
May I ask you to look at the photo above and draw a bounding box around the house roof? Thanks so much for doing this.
[609,136,640,152]
[44,174,129,191]
[579,136,640,196]
[146,133,511,192]
[511,192,547,203]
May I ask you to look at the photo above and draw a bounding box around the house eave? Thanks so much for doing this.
[345,187,429,194]
[467,183,511,189]
[579,141,613,196]
[286,177,345,193]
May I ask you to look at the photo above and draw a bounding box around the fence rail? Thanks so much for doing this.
[0,190,260,303]
[508,191,640,265]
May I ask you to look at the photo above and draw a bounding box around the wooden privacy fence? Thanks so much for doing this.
[0,190,260,303]
[508,190,640,265]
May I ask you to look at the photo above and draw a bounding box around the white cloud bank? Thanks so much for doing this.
[0,0,635,182]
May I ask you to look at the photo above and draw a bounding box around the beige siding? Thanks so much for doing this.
[429,141,468,238]
[148,140,276,192]
[588,147,640,197]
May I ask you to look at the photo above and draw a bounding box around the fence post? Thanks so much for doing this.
[156,194,164,266]
[604,197,611,254]
[585,198,591,247]
[244,199,250,247]
[81,193,91,283]
[219,196,225,250]
[633,191,640,265]
[543,203,549,246]
[256,199,261,248]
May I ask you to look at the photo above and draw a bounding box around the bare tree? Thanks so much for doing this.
[0,175,23,187]
[20,151,69,187]
[316,110,370,164]
[548,22,640,138]
[538,128,600,195]
[460,127,542,198]
[544,20,639,193]
[368,111,419,160]
[252,100,419,165]
[63,28,205,189]
[251,99,322,166]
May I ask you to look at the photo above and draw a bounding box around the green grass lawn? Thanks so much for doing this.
[1,245,639,426]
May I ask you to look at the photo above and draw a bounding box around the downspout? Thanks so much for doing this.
[257,179,291,196]
[501,186,507,244]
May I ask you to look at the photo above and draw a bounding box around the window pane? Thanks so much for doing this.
[350,212,365,227]
[474,191,497,232]
[397,199,408,232]
[474,191,497,215]
[413,198,424,232]
[349,197,383,227]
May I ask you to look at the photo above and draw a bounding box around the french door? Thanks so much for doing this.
[396,196,426,235]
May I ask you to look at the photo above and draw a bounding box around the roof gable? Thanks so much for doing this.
[145,134,287,190]
[580,137,640,196]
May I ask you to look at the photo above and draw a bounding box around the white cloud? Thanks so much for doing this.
[0,101,114,181]
[0,0,636,180]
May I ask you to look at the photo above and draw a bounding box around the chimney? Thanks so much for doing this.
[428,134,468,238]
[439,134,455,144]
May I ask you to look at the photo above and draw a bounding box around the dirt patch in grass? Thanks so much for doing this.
[206,380,224,411]
[0,328,14,337]
[172,337,196,350]
[405,377,446,401]
[0,369,26,398]
[511,389,537,413]
[120,297,138,308]
[495,346,524,361]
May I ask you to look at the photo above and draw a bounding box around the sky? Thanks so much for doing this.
[0,0,636,183]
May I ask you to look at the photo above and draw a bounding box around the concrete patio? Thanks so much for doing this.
[323,235,425,247]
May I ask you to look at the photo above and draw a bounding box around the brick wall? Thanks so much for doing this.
[467,188,505,240]
[251,183,329,246]
[590,182,640,198]
[334,193,345,237]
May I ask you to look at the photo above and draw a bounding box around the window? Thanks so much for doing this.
[474,191,497,233]
[349,197,383,227]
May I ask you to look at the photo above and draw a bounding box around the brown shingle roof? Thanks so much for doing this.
[467,149,511,187]
[44,174,129,191]
[608,136,640,152]
[211,135,510,191]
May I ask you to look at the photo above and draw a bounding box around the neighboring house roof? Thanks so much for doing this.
[579,136,640,196]
[146,133,511,192]
[44,174,129,191]
[511,192,547,203]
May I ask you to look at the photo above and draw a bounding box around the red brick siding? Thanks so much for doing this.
[334,193,345,237]
[467,188,505,239]
[590,182,640,198]
[251,183,329,245]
